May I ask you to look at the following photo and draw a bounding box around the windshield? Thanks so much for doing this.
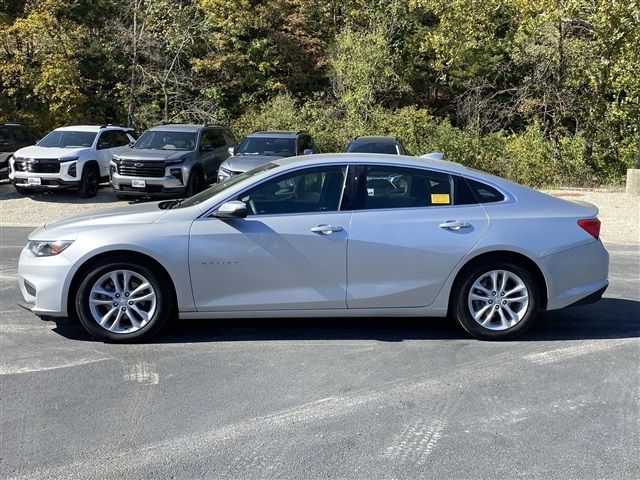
[347,141,399,154]
[236,137,296,157]
[175,162,280,208]
[38,131,97,148]
[134,131,197,151]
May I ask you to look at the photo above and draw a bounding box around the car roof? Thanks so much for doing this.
[146,124,210,133]
[349,136,400,143]
[247,131,304,138]
[54,125,130,132]
[273,153,467,174]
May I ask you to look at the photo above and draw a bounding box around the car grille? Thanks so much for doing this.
[13,159,60,174]
[116,160,165,178]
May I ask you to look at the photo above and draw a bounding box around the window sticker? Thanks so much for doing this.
[367,188,375,196]
[431,193,450,204]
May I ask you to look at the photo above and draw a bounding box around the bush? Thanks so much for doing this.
[235,96,614,188]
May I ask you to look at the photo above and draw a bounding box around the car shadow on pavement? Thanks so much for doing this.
[49,298,640,344]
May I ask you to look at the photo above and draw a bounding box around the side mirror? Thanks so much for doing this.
[214,201,247,219]
[228,146,236,155]
[303,148,314,156]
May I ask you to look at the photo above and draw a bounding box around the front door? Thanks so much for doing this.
[347,165,489,308]
[189,165,350,311]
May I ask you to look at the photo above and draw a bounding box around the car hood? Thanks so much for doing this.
[14,145,87,160]
[116,148,192,162]
[30,202,167,240]
[222,155,283,172]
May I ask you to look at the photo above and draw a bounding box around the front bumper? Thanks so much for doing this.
[111,172,186,197]
[541,240,609,310]
[18,246,75,317]
[9,159,79,189]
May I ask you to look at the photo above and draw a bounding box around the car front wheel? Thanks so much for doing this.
[452,260,539,340]
[75,257,172,342]
[78,165,99,198]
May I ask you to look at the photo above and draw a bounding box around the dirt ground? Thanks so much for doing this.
[1,179,638,245]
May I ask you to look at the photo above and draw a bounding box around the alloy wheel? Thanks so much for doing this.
[88,269,156,334]
[467,269,530,331]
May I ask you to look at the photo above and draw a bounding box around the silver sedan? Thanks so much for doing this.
[17,154,609,341]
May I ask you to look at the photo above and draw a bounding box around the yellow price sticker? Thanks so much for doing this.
[431,193,450,204]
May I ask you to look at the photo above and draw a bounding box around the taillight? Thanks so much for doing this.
[577,218,600,240]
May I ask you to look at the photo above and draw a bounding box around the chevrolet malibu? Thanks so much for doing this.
[18,154,609,342]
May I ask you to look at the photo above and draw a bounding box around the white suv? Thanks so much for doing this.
[9,125,136,197]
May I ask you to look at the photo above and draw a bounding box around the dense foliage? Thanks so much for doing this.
[1,0,638,185]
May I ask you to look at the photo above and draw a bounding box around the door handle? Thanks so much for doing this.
[311,224,344,234]
[439,220,471,230]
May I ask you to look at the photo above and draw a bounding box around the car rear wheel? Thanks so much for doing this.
[75,258,172,342]
[78,165,99,198]
[452,260,539,340]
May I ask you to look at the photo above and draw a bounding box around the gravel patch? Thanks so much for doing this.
[1,180,638,245]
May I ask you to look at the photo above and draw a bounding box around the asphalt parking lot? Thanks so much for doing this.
[1,223,639,479]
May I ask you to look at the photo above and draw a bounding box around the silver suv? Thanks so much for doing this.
[110,124,235,199]
[217,130,318,182]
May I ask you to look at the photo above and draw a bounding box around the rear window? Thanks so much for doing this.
[466,178,505,203]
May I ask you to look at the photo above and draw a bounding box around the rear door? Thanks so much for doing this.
[346,164,489,308]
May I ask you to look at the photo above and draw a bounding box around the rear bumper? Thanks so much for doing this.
[541,240,609,310]
[565,284,608,307]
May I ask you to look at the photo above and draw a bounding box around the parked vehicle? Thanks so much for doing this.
[0,123,38,179]
[9,125,135,197]
[217,130,318,182]
[17,154,608,342]
[345,136,407,155]
[110,124,235,199]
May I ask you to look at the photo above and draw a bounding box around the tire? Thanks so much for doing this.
[14,184,29,195]
[185,169,204,197]
[452,259,540,340]
[75,256,172,342]
[78,164,100,198]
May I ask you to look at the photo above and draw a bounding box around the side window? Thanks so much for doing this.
[111,130,131,147]
[223,129,236,146]
[11,127,27,143]
[355,165,458,210]
[97,131,116,149]
[298,135,312,154]
[466,178,505,203]
[0,127,10,144]
[237,166,347,216]
[200,129,226,149]
[210,130,226,148]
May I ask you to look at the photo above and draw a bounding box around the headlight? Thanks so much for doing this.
[13,156,26,162]
[59,156,79,162]
[27,240,73,257]
[112,155,121,162]
[165,157,187,166]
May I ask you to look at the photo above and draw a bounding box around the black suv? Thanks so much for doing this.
[0,123,38,179]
